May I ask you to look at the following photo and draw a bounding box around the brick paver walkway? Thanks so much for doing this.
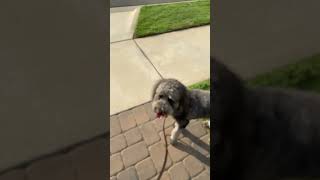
[110,102,210,180]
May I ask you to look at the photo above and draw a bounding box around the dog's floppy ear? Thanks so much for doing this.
[151,79,165,100]
[175,82,189,117]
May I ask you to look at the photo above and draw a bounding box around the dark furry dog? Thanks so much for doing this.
[212,57,320,180]
[151,79,210,144]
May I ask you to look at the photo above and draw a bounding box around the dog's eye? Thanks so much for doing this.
[159,95,163,99]
[168,98,174,105]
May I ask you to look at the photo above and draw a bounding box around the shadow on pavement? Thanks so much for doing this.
[173,129,210,166]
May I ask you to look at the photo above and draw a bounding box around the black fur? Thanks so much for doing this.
[212,57,320,180]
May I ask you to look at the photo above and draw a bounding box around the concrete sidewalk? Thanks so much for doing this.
[110,6,210,115]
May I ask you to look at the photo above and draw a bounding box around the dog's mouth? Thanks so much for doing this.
[156,112,167,118]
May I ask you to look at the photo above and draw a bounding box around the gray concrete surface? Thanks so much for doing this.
[110,40,162,115]
[0,0,106,172]
[135,26,210,86]
[213,0,320,79]
[110,27,210,115]
[110,6,140,42]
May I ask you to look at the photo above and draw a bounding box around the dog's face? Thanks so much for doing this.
[151,79,187,118]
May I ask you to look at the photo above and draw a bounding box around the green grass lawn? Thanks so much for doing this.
[134,0,210,38]
[188,54,320,93]
[248,54,320,92]
[189,79,210,90]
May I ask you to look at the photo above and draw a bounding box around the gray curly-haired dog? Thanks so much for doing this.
[151,79,210,144]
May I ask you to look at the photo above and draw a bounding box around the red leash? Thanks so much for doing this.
[157,116,168,180]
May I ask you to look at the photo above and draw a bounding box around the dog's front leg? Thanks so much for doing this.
[170,122,181,144]
[170,120,189,144]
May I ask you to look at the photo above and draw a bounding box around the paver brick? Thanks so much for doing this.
[180,137,192,146]
[140,122,160,145]
[189,119,199,125]
[183,156,204,177]
[190,144,210,167]
[159,126,173,144]
[204,167,210,176]
[110,115,122,137]
[159,126,184,144]
[168,162,190,180]
[110,153,124,176]
[121,142,149,167]
[117,167,138,180]
[151,171,171,180]
[110,134,127,154]
[135,158,157,180]
[190,143,207,156]
[186,121,207,138]
[154,116,175,132]
[144,102,157,120]
[191,134,210,157]
[192,171,209,180]
[118,111,136,131]
[201,134,210,145]
[133,105,150,125]
[0,169,25,180]
[149,142,172,172]
[110,106,210,180]
[124,127,142,146]
[168,144,188,163]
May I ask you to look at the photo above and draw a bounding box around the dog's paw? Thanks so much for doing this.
[170,138,177,145]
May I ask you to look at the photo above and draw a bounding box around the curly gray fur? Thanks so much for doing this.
[151,78,210,130]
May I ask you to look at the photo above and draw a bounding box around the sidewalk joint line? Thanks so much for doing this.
[133,39,164,79]
[110,38,133,44]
